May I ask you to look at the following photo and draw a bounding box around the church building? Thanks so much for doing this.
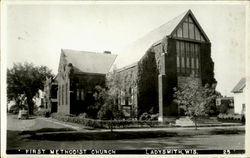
[113,9,216,121]
[56,49,117,115]
[54,10,216,121]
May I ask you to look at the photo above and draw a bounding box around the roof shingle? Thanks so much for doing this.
[114,9,209,69]
[62,49,117,74]
[232,77,246,93]
[114,10,188,68]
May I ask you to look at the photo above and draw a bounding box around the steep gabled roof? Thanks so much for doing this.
[114,9,209,68]
[61,49,117,74]
[232,77,246,93]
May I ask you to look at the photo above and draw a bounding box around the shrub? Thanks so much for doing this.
[97,103,123,120]
[218,102,230,114]
[78,113,88,119]
[8,104,28,114]
[150,113,159,121]
[217,113,244,121]
[139,112,151,120]
[51,113,162,129]
[139,112,159,121]
[8,105,20,114]
[35,109,51,117]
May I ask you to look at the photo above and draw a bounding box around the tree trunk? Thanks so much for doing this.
[194,117,198,130]
[27,97,34,115]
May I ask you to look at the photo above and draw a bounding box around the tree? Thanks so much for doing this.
[94,85,123,120]
[173,83,221,129]
[7,62,54,115]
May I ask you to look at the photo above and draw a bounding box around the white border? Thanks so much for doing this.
[1,1,249,158]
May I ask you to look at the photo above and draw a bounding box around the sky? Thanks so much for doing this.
[5,2,246,96]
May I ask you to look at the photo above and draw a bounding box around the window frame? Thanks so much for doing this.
[176,40,201,77]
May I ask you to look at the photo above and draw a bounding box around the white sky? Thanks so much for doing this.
[5,2,246,96]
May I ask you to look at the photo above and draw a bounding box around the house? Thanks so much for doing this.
[44,77,58,113]
[56,49,117,115]
[216,97,234,114]
[33,89,45,111]
[112,9,216,121]
[231,77,246,115]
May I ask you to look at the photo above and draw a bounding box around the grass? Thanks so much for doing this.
[20,128,76,135]
[27,131,178,141]
[210,128,245,135]
[24,127,245,141]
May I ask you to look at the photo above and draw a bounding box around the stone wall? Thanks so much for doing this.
[116,64,138,118]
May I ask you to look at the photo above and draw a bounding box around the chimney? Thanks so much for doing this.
[104,51,111,54]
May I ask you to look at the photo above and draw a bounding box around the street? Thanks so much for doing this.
[7,114,245,150]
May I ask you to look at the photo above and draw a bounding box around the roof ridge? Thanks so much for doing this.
[126,10,189,46]
[59,49,117,74]
[61,48,117,56]
[231,77,246,93]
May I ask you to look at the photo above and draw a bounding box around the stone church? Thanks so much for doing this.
[54,10,216,121]
[113,9,216,121]
[56,49,117,115]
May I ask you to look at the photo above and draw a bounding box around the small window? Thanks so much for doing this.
[66,83,68,104]
[81,89,85,100]
[183,22,189,38]
[176,41,180,70]
[201,35,205,42]
[58,86,61,105]
[62,85,64,105]
[76,89,80,101]
[177,27,183,38]
[189,23,195,39]
[194,26,201,41]
[120,91,125,105]
[184,17,189,22]
[242,104,245,114]
[188,16,194,23]
[122,106,131,117]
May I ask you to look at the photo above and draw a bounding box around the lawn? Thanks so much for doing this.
[17,126,245,141]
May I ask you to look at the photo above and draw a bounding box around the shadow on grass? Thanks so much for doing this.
[210,128,245,135]
[27,131,179,141]
[7,130,24,149]
[20,128,76,135]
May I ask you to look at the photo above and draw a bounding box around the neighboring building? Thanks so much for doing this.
[113,9,216,121]
[232,77,246,115]
[33,89,45,111]
[44,77,58,113]
[56,49,117,115]
[216,97,234,114]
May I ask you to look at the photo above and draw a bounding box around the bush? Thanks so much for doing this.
[8,104,28,114]
[150,113,159,120]
[78,113,88,119]
[218,102,230,114]
[97,103,123,120]
[8,105,20,114]
[139,112,159,121]
[51,113,161,129]
[217,113,244,121]
[139,112,150,120]
[35,109,51,117]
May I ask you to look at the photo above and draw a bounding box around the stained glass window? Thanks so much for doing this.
[176,41,200,77]
[173,15,206,42]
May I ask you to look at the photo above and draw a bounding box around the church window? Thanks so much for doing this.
[176,41,200,77]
